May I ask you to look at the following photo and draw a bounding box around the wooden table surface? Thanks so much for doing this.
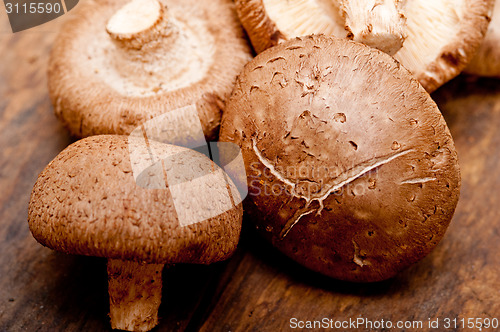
[0,7,499,332]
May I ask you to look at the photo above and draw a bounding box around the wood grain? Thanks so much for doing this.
[0,8,499,332]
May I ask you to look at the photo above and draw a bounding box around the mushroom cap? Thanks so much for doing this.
[219,35,461,282]
[235,0,493,92]
[28,135,243,264]
[48,0,252,140]
[465,1,500,76]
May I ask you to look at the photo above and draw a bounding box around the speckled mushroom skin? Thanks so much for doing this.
[48,0,252,140]
[28,135,243,264]
[235,0,494,92]
[220,35,461,282]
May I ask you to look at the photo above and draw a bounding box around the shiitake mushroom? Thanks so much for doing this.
[220,35,461,282]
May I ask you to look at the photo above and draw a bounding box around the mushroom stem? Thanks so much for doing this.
[107,259,164,332]
[336,0,407,55]
[106,0,173,50]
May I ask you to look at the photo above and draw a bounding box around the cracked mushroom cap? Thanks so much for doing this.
[28,135,243,264]
[235,0,493,92]
[465,1,500,76]
[219,35,461,282]
[48,0,252,140]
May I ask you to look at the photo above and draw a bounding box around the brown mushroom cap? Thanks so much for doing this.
[28,135,243,264]
[219,35,461,282]
[235,0,493,92]
[48,0,252,140]
[465,1,500,76]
